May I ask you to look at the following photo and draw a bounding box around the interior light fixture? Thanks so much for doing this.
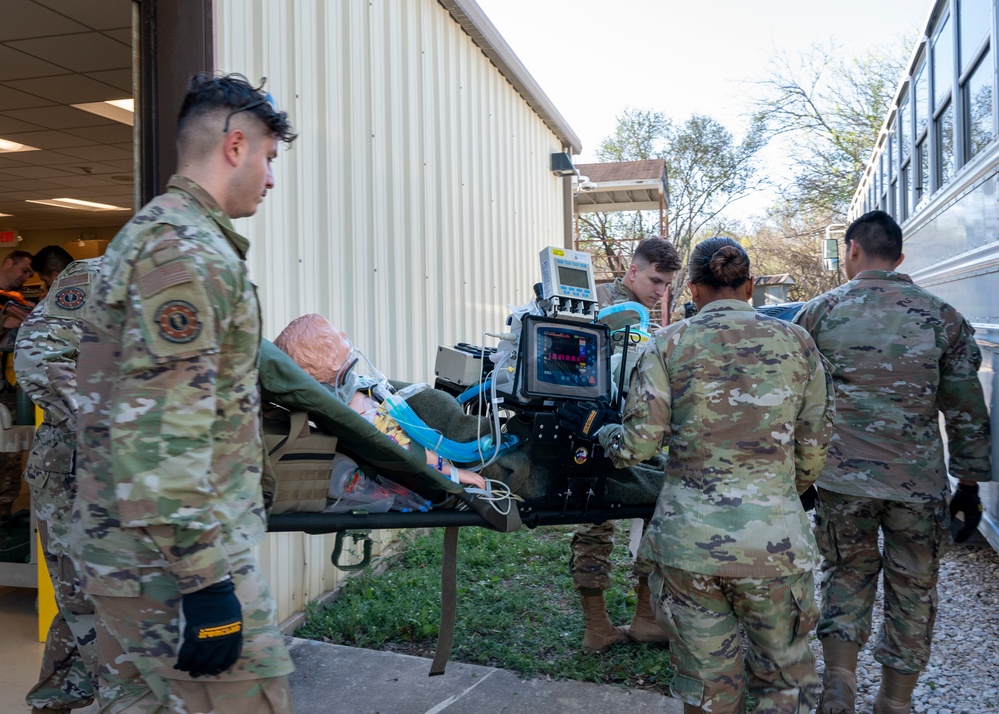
[0,213,11,217]
[71,98,134,126]
[0,138,40,153]
[26,198,129,211]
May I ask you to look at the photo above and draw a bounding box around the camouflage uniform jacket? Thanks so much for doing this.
[794,269,990,503]
[14,260,101,530]
[72,175,266,597]
[595,277,637,309]
[599,299,833,577]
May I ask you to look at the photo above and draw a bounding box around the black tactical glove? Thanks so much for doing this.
[557,397,620,440]
[949,483,982,544]
[799,485,817,512]
[175,578,243,678]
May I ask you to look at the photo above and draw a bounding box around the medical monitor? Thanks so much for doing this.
[516,315,611,401]
[539,247,597,308]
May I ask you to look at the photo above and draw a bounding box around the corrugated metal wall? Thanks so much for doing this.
[215,0,569,623]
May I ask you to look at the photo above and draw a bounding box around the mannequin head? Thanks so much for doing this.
[274,313,353,383]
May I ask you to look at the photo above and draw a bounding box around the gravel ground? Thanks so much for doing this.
[809,529,999,714]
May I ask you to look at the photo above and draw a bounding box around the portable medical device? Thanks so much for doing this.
[538,246,598,317]
[501,314,611,403]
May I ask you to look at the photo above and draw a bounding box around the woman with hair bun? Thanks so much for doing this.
[593,237,834,713]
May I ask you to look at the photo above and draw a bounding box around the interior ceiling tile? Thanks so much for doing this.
[4,106,112,130]
[42,175,121,189]
[54,144,131,162]
[63,124,133,144]
[35,0,132,30]
[0,45,66,81]
[0,130,96,150]
[0,178,60,191]
[3,74,125,105]
[0,3,87,41]
[101,159,135,172]
[0,115,45,134]
[85,69,133,93]
[0,150,76,167]
[103,29,133,44]
[8,33,130,74]
[0,84,57,111]
[0,165,77,179]
[54,161,130,176]
[1,0,135,234]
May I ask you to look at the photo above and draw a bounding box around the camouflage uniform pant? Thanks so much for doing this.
[649,565,819,714]
[814,488,949,674]
[570,519,652,591]
[0,386,23,519]
[89,548,294,713]
[25,470,98,710]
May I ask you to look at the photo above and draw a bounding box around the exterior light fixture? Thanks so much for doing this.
[550,152,577,177]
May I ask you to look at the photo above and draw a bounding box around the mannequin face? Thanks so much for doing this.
[325,323,353,377]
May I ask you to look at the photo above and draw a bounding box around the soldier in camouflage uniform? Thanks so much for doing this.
[794,211,991,714]
[71,73,298,713]
[568,238,834,713]
[0,249,36,519]
[573,237,680,651]
[14,250,100,714]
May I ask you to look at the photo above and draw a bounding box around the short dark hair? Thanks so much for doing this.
[633,237,681,273]
[3,250,33,266]
[31,245,74,276]
[844,210,902,262]
[177,72,297,145]
[688,237,750,289]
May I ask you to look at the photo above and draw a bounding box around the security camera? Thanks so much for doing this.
[578,181,597,192]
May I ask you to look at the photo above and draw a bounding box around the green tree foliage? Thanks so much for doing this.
[753,41,912,220]
[746,39,914,301]
[577,108,766,316]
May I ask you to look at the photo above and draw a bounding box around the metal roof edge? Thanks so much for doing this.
[438,0,583,155]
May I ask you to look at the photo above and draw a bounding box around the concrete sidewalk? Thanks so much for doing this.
[287,637,683,714]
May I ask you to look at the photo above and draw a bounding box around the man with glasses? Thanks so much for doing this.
[72,72,297,713]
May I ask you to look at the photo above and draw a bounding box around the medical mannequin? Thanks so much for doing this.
[273,313,486,490]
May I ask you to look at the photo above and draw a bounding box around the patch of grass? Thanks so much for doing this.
[296,524,673,692]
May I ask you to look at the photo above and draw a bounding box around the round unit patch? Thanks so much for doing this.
[573,446,589,465]
[54,287,86,311]
[156,300,201,343]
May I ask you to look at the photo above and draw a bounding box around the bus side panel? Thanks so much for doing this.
[903,167,999,550]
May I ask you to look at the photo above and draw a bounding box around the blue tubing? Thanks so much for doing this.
[457,379,491,405]
[384,395,518,465]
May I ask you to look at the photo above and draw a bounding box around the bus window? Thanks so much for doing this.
[959,0,991,71]
[938,101,955,185]
[965,47,994,159]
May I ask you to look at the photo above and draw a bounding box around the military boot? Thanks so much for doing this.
[579,588,628,652]
[622,576,670,645]
[873,666,919,714]
[683,705,705,714]
[818,638,860,714]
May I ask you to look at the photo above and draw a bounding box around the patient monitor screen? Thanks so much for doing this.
[520,316,610,400]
